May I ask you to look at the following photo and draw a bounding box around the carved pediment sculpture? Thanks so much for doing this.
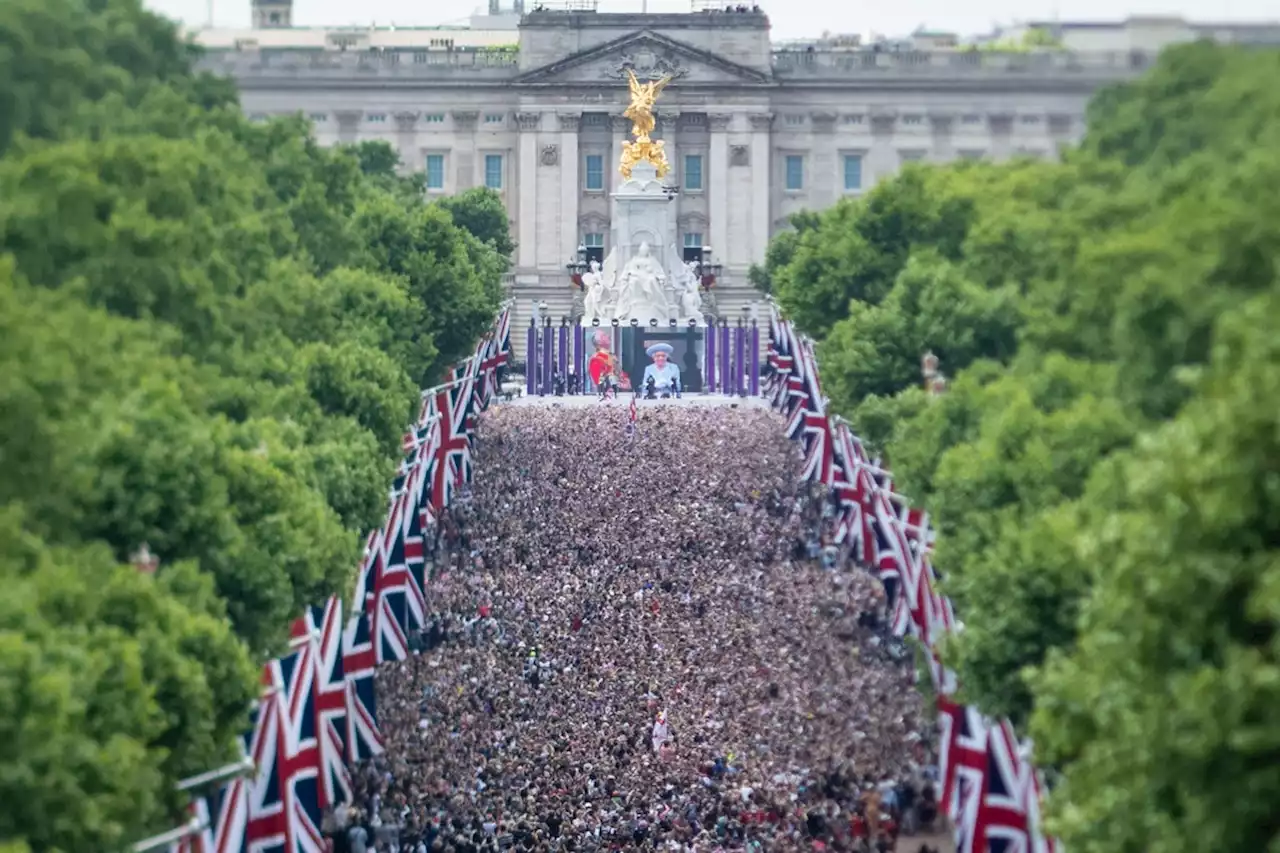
[605,47,689,83]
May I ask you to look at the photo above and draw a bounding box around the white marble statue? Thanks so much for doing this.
[678,259,703,321]
[614,242,670,323]
[581,258,604,322]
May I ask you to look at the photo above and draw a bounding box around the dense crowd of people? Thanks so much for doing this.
[325,403,942,852]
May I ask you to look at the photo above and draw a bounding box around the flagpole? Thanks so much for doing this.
[132,816,206,853]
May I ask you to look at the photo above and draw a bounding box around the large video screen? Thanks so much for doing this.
[620,326,705,393]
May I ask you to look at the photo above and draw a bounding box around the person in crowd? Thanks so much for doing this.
[346,406,936,851]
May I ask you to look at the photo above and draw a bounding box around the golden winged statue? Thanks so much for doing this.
[618,69,674,180]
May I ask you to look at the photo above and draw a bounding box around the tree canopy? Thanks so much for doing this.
[762,41,1280,853]
[0,0,510,849]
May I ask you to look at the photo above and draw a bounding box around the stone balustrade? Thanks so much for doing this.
[195,46,1153,84]
[771,47,1155,78]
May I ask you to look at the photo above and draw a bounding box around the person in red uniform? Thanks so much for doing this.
[587,330,619,393]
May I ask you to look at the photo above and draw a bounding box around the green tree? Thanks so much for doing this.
[1030,290,1280,853]
[0,507,256,853]
[435,186,517,262]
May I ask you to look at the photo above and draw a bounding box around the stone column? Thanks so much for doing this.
[516,111,542,271]
[988,112,1015,161]
[393,112,419,172]
[868,108,897,189]
[810,111,838,209]
[1047,112,1075,155]
[558,113,581,267]
[707,112,731,263]
[609,114,630,196]
[928,111,956,163]
[748,112,773,265]
[657,110,680,179]
[335,110,362,145]
[451,110,479,190]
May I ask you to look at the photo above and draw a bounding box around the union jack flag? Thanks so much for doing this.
[265,642,327,853]
[937,696,989,848]
[423,384,472,514]
[341,611,383,762]
[289,598,351,810]
[492,304,512,380]
[243,674,285,852]
[972,719,1032,853]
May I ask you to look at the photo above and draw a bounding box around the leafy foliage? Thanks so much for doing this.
[0,0,510,849]
[762,41,1280,852]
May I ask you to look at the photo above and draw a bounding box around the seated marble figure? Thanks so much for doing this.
[641,342,681,397]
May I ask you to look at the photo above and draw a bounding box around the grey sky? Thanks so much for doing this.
[146,0,1277,42]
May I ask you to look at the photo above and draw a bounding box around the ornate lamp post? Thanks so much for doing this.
[566,244,588,324]
[565,243,589,286]
[696,245,723,289]
[921,350,939,385]
[131,543,159,575]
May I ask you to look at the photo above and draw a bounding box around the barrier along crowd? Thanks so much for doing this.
[163,304,1056,853]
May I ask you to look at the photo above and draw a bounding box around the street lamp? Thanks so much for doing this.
[697,245,723,288]
[565,243,589,287]
[131,543,159,575]
[921,351,939,383]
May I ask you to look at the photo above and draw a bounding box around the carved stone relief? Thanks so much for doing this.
[515,111,541,132]
[730,145,750,167]
[610,114,633,134]
[541,145,559,166]
[707,113,732,132]
[335,110,362,132]
[810,111,837,133]
[747,113,774,132]
[451,110,479,131]
[393,111,419,131]
[604,47,689,82]
[557,113,581,133]
[869,109,897,136]
[1047,113,1073,135]
[987,112,1015,134]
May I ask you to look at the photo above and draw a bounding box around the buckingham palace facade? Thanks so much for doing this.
[195,5,1262,322]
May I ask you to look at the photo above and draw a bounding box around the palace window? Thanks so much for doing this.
[785,155,804,191]
[843,154,863,191]
[425,154,445,190]
[584,232,605,264]
[309,113,328,123]
[484,154,503,190]
[682,231,704,263]
[366,113,387,123]
[683,154,703,191]
[424,113,445,123]
[584,154,604,191]
[899,149,927,163]
[484,113,505,124]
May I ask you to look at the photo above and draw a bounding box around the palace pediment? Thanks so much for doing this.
[514,31,772,88]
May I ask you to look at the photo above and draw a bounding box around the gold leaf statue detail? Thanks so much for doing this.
[619,68,673,180]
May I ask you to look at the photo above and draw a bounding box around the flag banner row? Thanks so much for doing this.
[763,305,1058,853]
[166,305,513,853]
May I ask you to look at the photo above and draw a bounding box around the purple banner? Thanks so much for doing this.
[735,325,746,397]
[572,326,585,393]
[525,324,536,396]
[541,323,554,396]
[720,324,733,396]
[749,322,761,396]
[705,323,716,393]
[558,324,569,388]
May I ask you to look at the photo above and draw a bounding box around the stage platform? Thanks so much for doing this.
[499,392,772,410]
